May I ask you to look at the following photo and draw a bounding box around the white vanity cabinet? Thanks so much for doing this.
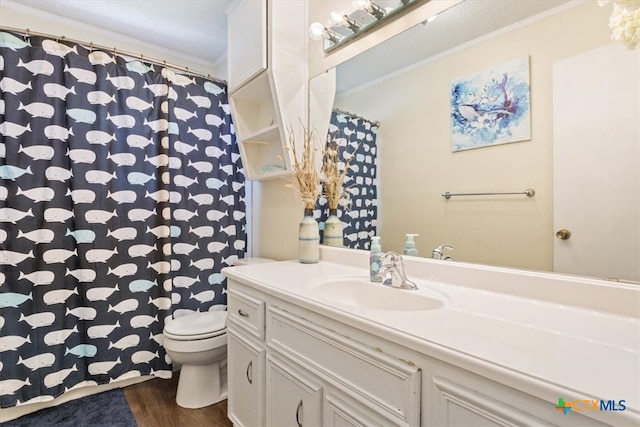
[224,259,638,427]
[267,306,421,426]
[225,276,627,427]
[226,281,422,427]
[226,287,267,427]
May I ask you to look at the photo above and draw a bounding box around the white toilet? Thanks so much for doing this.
[163,257,273,409]
[163,310,228,408]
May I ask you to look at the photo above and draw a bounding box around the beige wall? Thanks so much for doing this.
[332,2,612,270]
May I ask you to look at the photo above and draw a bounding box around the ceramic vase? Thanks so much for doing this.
[323,209,344,247]
[299,208,320,263]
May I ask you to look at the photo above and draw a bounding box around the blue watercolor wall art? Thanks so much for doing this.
[450,56,531,152]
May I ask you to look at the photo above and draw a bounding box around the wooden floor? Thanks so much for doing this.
[123,373,232,427]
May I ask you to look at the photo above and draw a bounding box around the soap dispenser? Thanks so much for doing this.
[370,236,383,282]
[402,234,419,256]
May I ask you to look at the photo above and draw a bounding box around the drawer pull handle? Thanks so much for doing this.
[295,399,303,427]
[246,361,253,384]
[238,309,249,318]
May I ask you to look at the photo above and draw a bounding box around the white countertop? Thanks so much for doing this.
[223,255,640,424]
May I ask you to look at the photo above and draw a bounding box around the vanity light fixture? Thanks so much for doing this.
[309,0,426,52]
[352,0,386,20]
[330,10,362,33]
[308,22,343,43]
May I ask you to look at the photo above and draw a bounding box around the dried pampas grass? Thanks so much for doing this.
[322,135,361,210]
[286,125,321,210]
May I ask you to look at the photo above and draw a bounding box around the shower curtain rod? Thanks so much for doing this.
[0,25,226,85]
[333,108,380,128]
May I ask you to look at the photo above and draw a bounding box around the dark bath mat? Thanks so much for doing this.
[1,388,137,427]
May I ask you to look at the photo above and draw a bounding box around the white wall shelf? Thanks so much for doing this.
[229,71,278,139]
[238,124,291,180]
[227,0,307,181]
[242,123,280,144]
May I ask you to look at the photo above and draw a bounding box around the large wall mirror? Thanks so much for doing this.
[310,0,640,284]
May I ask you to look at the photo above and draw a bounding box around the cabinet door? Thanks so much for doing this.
[227,0,267,90]
[228,330,265,427]
[266,355,322,427]
[323,392,392,427]
[430,375,607,427]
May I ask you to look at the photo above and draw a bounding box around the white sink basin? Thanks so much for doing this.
[309,276,446,311]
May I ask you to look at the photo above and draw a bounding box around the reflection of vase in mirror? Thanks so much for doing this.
[323,209,344,247]
[311,1,640,283]
[317,110,380,250]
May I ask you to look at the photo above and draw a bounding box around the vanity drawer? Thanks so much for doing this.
[227,286,265,341]
[267,307,421,426]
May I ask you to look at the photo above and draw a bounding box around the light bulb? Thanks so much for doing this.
[308,22,326,40]
[352,0,369,9]
[354,0,385,20]
[329,10,345,26]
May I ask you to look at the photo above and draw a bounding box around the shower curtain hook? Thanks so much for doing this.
[23,28,30,41]
[89,42,94,53]
[113,47,117,61]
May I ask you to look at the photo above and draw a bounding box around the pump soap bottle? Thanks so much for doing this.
[402,234,419,256]
[370,236,383,282]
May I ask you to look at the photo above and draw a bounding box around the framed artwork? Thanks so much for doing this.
[450,56,531,152]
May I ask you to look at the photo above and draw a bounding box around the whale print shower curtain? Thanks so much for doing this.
[318,110,378,249]
[0,32,245,407]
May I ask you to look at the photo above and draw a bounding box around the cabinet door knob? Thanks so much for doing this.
[238,309,250,318]
[295,399,303,427]
[555,229,572,240]
[246,360,253,384]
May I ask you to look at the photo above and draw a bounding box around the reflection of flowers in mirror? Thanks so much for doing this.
[322,137,360,211]
[598,0,640,49]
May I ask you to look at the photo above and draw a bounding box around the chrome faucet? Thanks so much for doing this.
[377,251,418,290]
[432,244,454,260]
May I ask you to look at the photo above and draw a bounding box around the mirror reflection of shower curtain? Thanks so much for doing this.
[317,110,378,249]
[0,32,245,407]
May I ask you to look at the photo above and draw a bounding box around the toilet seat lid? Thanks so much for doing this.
[164,311,227,337]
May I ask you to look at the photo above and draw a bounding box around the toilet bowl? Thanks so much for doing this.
[163,258,274,408]
[163,311,228,409]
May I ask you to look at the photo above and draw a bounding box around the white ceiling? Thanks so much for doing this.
[14,0,233,67]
